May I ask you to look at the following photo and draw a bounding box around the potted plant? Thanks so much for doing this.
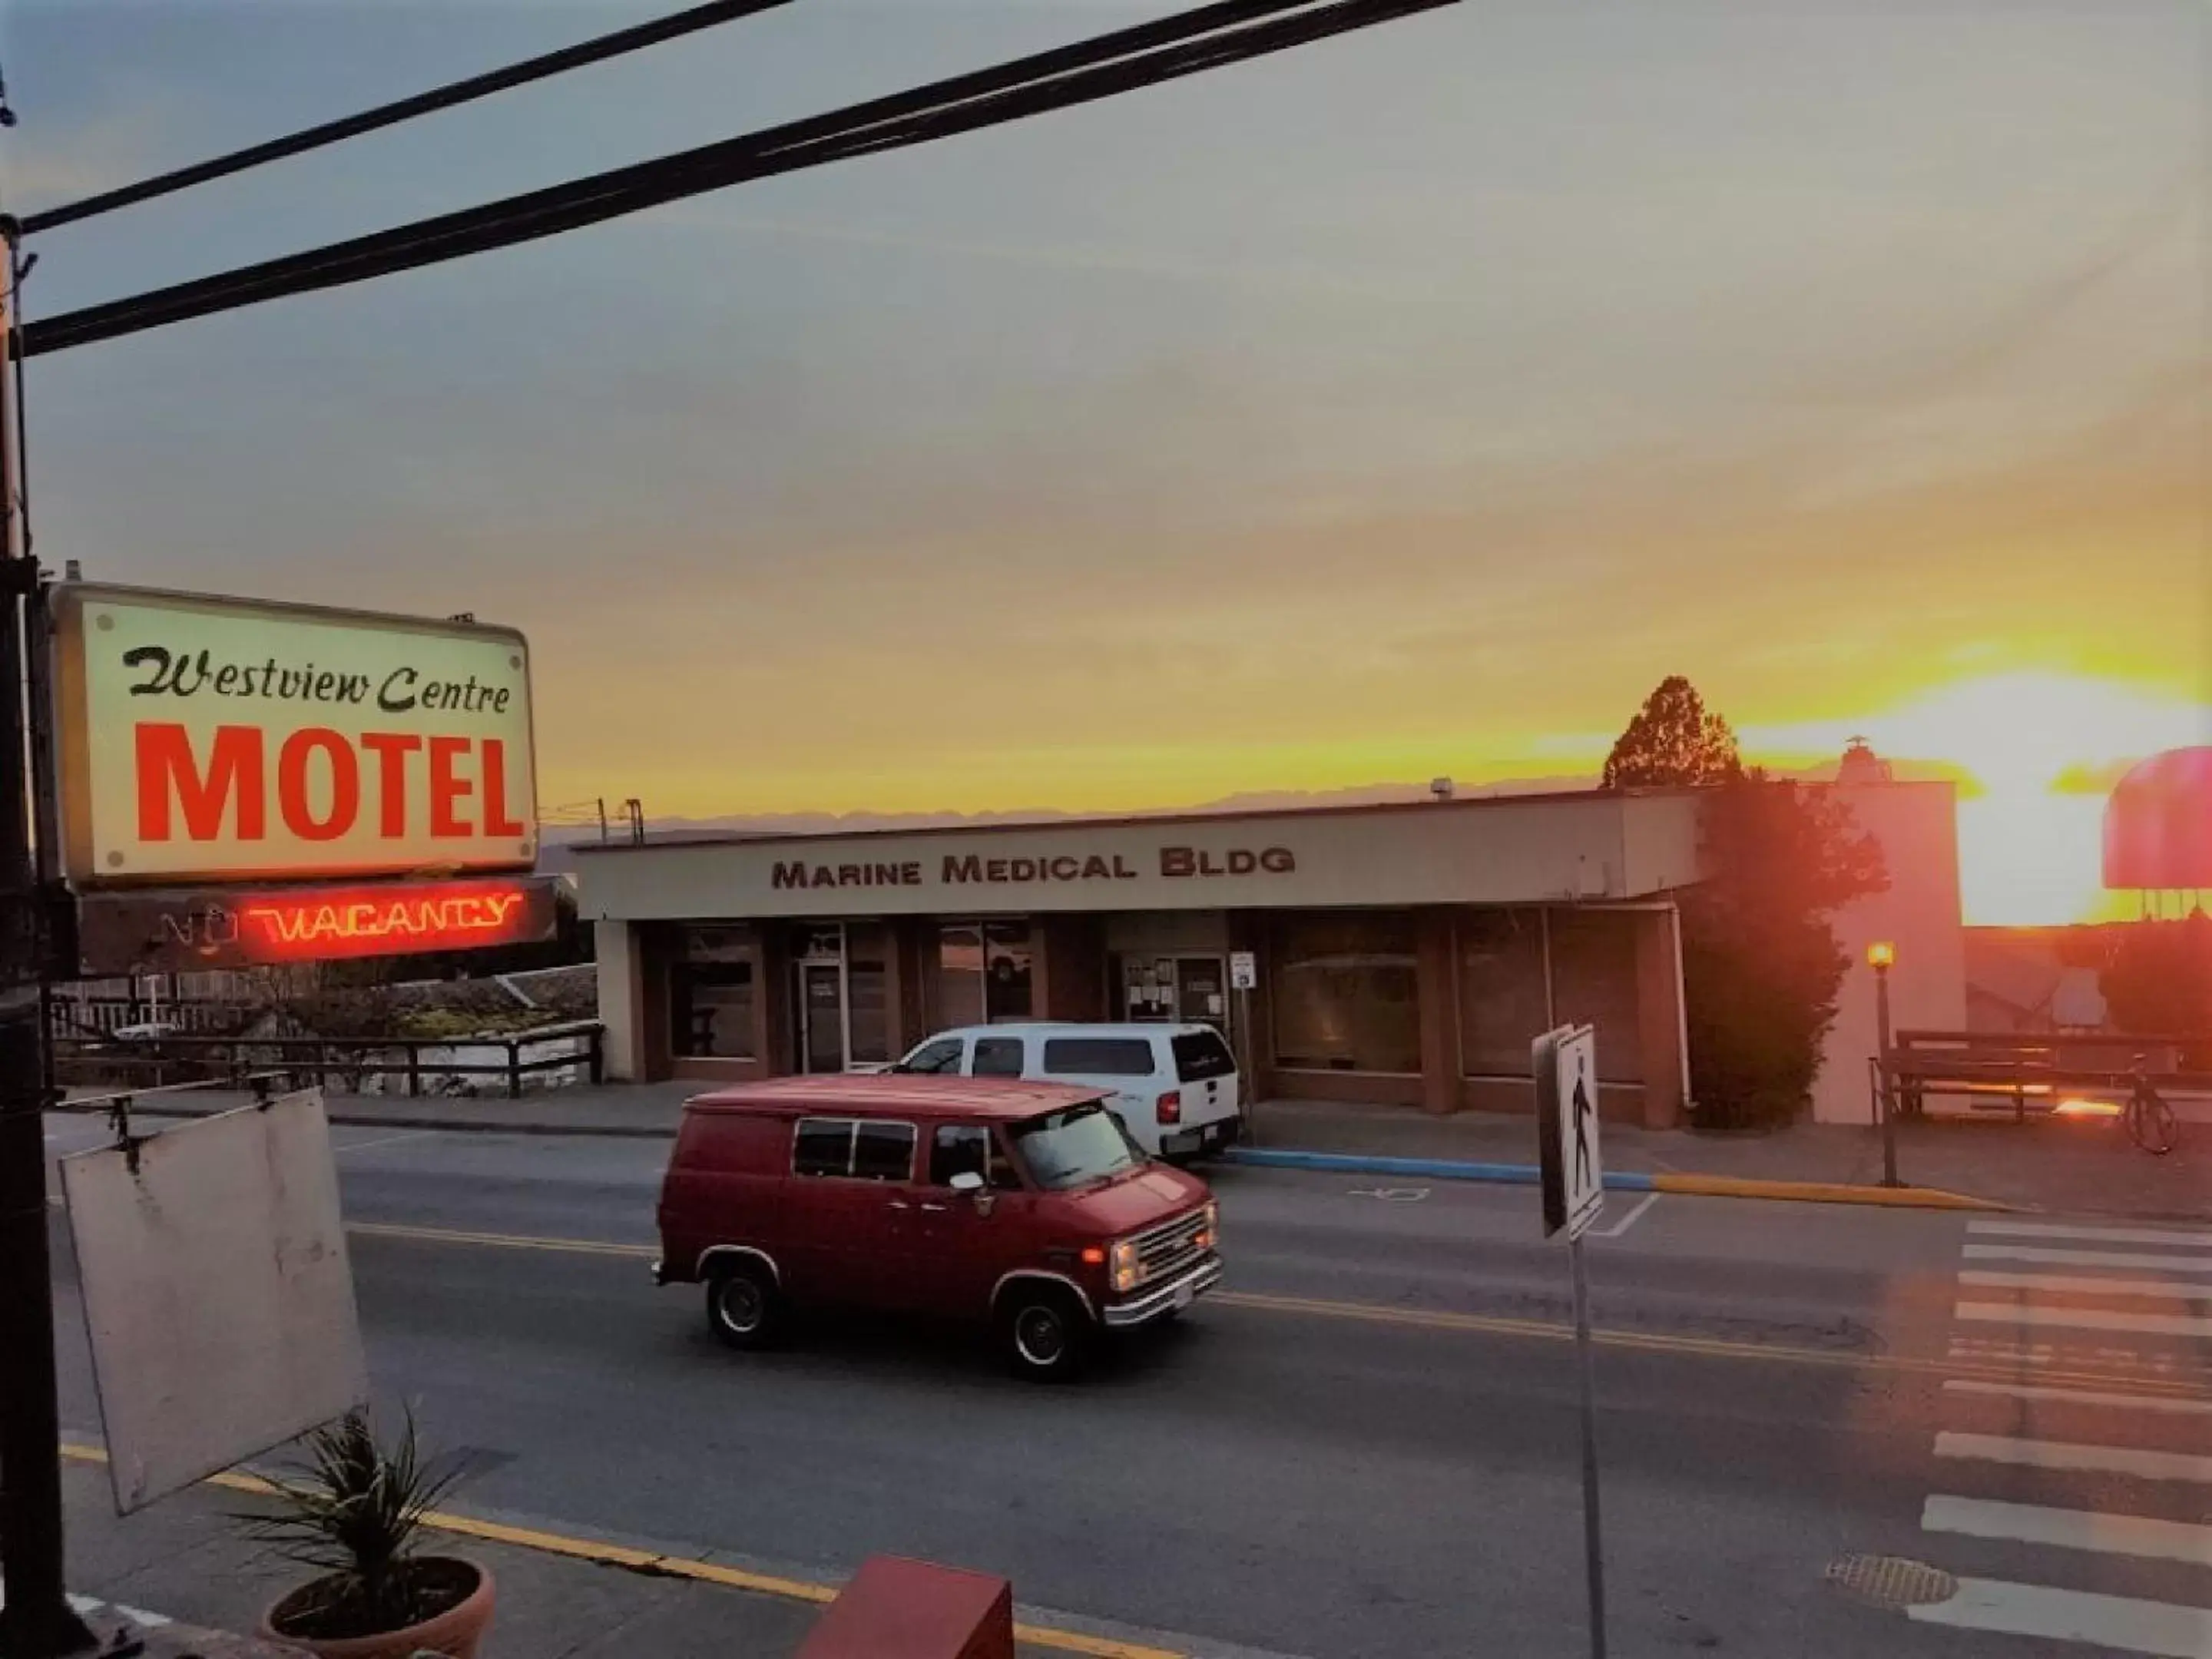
[240,1409,495,1659]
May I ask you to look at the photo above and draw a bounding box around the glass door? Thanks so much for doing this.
[799,962,847,1073]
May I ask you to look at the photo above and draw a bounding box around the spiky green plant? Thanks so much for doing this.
[240,1409,466,1636]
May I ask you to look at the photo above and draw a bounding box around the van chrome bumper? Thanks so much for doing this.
[1102,1255,1222,1328]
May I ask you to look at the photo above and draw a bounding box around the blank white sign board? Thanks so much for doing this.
[62,1090,368,1512]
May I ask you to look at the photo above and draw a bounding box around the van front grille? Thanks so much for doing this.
[1132,1209,1207,1281]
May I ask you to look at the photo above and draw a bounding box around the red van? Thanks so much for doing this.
[654,1075,1221,1380]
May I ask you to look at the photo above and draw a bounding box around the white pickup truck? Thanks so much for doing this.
[889,1022,1243,1161]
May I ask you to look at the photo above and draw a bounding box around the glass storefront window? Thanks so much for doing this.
[1269,912,1419,1075]
[985,922,1032,1023]
[936,922,1032,1027]
[1457,910,1549,1077]
[846,923,891,1065]
[936,925,985,1029]
[1551,909,1644,1083]
[671,926,754,1058]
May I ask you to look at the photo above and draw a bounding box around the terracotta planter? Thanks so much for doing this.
[258,1558,495,1659]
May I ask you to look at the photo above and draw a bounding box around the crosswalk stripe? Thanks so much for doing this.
[1922,1496,2212,1566]
[1969,1220,2212,1250]
[1936,1432,2212,1484]
[1944,1379,2212,1416]
[1965,1245,2212,1274]
[1907,1576,2212,1656]
[1959,1270,2212,1303]
[1956,1302,2212,1339]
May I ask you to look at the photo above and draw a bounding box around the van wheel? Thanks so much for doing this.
[1002,1288,1088,1382]
[706,1263,781,1350]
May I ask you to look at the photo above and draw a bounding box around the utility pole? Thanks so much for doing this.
[0,213,96,1659]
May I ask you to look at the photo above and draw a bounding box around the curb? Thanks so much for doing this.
[1220,1147,2008,1211]
[1224,1147,1652,1190]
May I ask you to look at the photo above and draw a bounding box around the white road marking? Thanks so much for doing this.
[1955,1302,2212,1339]
[1944,1379,2212,1416]
[1936,1432,2212,1484]
[334,1130,440,1154]
[1346,1186,1430,1203]
[1908,1576,2212,1657]
[1969,1220,2212,1250]
[1965,1245,2212,1275]
[1959,1270,2212,1303]
[1589,1192,1659,1239]
[1922,1496,2212,1566]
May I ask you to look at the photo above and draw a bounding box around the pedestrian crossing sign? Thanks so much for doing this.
[1536,1024,1604,1240]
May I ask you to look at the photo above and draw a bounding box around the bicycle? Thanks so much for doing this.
[2124,1057,2179,1156]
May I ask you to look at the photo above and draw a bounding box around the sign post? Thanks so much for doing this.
[1535,1023,1607,1659]
[1229,949,1257,1146]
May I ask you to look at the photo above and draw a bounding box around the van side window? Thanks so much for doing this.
[902,1038,964,1075]
[929,1124,1021,1190]
[793,1117,856,1177]
[972,1036,1026,1078]
[852,1121,917,1182]
[1041,1037,1156,1075]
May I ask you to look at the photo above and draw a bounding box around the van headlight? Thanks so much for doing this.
[1195,1200,1219,1253]
[1110,1238,1141,1294]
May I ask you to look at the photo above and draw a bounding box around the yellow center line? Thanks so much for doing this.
[56,1442,1176,1659]
[343,1220,2212,1402]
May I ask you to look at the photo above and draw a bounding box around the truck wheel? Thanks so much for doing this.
[1002,1288,1088,1382]
[706,1262,781,1350]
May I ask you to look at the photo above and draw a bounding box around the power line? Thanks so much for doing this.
[19,0,1454,359]
[20,0,800,236]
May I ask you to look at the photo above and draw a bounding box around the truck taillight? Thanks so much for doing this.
[1157,1091,1181,1125]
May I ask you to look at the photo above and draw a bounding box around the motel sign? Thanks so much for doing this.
[47,581,558,975]
[51,584,538,888]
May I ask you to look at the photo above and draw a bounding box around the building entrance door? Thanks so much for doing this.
[1121,955,1229,1030]
[797,962,846,1073]
[1176,957,1227,1028]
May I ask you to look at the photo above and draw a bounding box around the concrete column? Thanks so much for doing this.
[1634,908,1687,1128]
[593,921,646,1081]
[1225,911,1275,1101]
[755,923,792,1076]
[1416,907,1458,1116]
[1038,915,1108,1021]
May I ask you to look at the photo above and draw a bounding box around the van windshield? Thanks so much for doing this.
[1008,1102,1142,1190]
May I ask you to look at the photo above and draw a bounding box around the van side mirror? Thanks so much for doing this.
[948,1171,985,1194]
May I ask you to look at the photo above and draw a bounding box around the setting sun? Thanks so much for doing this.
[1740,673,2207,926]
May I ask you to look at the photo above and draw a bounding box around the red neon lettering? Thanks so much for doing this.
[246,891,523,946]
[427,737,472,837]
[359,733,422,838]
[276,727,359,842]
[482,739,525,838]
[136,723,266,843]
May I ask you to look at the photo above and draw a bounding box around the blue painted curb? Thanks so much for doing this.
[1221,1146,1656,1191]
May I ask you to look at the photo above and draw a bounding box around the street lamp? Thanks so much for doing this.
[1869,942,1898,1187]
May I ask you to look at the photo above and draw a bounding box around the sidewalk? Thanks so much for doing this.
[44,1453,1158,1659]
[63,1078,2210,1220]
[1243,1095,2210,1221]
[45,1455,816,1659]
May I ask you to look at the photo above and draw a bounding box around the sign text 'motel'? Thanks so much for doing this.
[52,584,538,889]
[771,845,1297,892]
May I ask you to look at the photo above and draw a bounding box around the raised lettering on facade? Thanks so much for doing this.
[769,846,1297,892]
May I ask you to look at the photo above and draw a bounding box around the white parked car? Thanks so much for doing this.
[890,1022,1243,1161]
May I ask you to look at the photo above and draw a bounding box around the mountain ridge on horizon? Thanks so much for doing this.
[540,755,1935,849]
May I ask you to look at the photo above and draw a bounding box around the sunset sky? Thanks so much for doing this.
[5,1,2206,928]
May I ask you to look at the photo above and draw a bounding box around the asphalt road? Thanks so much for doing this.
[39,1114,2212,1658]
